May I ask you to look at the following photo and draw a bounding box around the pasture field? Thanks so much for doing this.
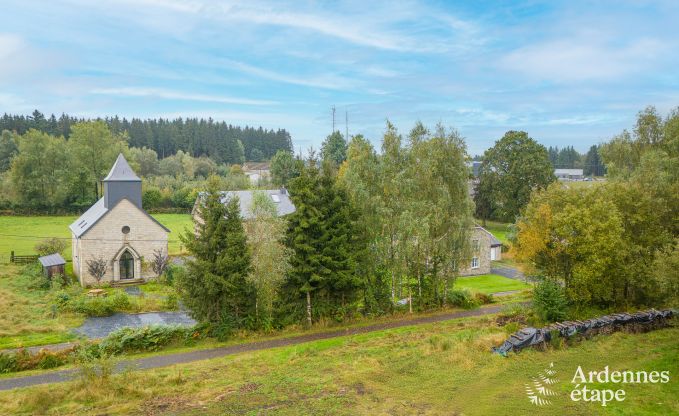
[0,214,193,262]
[455,274,531,294]
[481,220,511,245]
[1,316,676,415]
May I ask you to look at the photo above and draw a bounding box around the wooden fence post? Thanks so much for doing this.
[10,251,14,263]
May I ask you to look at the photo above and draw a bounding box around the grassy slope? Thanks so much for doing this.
[0,266,83,349]
[0,214,192,261]
[455,274,530,294]
[1,318,676,415]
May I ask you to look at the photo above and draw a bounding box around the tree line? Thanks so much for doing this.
[548,144,607,176]
[178,122,476,332]
[0,110,292,164]
[516,106,679,310]
[0,121,254,212]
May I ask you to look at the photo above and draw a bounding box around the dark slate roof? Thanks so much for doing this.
[103,154,141,181]
[69,197,170,238]
[38,253,66,267]
[475,226,503,247]
[197,189,296,219]
[70,197,107,237]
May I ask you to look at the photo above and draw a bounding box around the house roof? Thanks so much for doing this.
[475,226,503,247]
[69,197,170,238]
[103,154,141,181]
[242,162,270,171]
[554,168,583,176]
[38,253,66,267]
[196,189,296,219]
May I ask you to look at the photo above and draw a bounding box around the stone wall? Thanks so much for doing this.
[459,227,492,276]
[73,198,168,286]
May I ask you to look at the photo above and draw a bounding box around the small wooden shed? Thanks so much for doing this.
[38,253,66,279]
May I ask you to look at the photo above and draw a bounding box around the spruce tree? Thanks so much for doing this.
[178,178,254,329]
[281,161,325,326]
[318,163,363,314]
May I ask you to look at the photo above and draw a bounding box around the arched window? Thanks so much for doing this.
[120,250,135,279]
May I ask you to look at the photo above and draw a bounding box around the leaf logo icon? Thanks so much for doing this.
[525,362,558,406]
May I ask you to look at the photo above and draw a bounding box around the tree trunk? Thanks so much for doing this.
[306,291,312,326]
[408,286,413,314]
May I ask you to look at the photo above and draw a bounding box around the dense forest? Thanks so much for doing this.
[0,110,292,163]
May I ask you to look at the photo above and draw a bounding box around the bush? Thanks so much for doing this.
[473,292,494,305]
[0,349,71,374]
[98,325,194,355]
[56,289,132,317]
[0,353,17,373]
[164,293,179,310]
[447,289,481,309]
[34,237,66,256]
[533,278,568,322]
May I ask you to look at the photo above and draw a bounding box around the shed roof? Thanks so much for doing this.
[38,253,66,267]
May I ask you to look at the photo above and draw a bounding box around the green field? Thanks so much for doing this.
[0,214,193,262]
[481,220,512,245]
[1,316,676,415]
[455,274,530,294]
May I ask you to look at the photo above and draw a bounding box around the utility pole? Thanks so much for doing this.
[345,109,348,140]
[331,105,336,133]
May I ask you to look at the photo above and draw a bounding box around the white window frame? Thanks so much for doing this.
[471,257,479,269]
[472,239,480,251]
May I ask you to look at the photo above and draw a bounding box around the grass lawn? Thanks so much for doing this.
[455,274,531,294]
[0,213,193,262]
[481,220,511,245]
[1,317,676,415]
[0,266,83,349]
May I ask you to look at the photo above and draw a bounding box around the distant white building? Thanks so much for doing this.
[554,168,583,180]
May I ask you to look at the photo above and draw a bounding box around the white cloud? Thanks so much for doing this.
[500,36,666,82]
[90,87,277,105]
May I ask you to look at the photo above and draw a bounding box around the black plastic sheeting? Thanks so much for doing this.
[492,309,675,356]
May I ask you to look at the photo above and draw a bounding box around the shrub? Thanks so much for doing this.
[56,289,133,317]
[164,293,179,310]
[0,353,17,373]
[473,292,494,305]
[447,289,481,309]
[533,278,568,322]
[34,237,66,256]
[98,325,194,355]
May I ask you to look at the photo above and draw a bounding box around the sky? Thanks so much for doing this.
[1,0,678,155]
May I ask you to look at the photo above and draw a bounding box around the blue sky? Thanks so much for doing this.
[1,1,678,155]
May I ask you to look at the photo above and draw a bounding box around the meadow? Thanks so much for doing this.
[455,274,530,294]
[0,214,193,262]
[0,315,675,415]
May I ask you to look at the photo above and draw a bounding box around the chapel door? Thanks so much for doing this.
[120,251,135,279]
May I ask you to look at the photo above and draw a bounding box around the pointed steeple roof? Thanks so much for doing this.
[103,154,140,181]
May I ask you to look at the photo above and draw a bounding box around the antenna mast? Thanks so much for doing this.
[331,105,336,132]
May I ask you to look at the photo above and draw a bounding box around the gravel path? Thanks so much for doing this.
[0,304,510,391]
[74,312,197,339]
[491,265,525,280]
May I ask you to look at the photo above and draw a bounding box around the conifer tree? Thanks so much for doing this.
[281,160,325,326]
[178,178,254,329]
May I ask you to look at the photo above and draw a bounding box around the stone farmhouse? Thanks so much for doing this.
[458,226,503,276]
[70,154,169,286]
[191,188,295,224]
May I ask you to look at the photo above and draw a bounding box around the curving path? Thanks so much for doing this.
[0,304,513,391]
